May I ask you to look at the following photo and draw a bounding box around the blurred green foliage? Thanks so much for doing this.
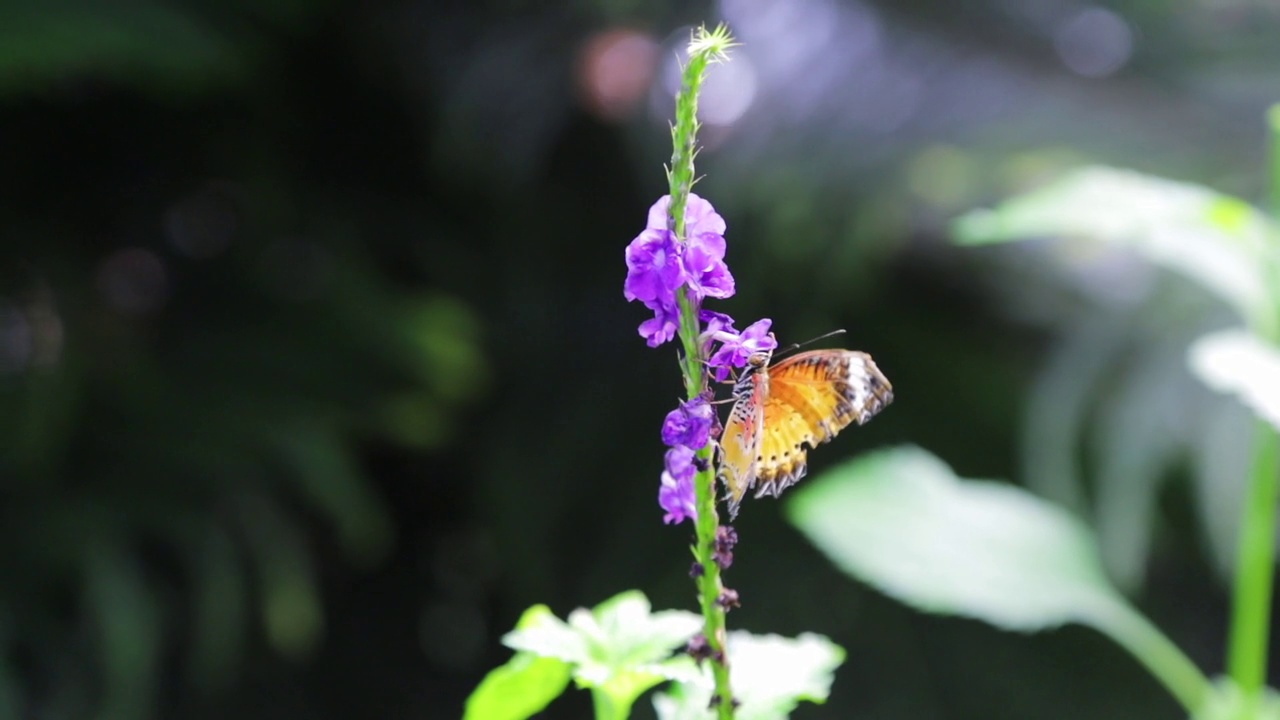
[0,2,490,718]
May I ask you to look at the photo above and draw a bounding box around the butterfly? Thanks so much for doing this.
[717,347,893,518]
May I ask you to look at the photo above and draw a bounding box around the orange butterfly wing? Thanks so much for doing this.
[717,372,766,516]
[718,349,893,518]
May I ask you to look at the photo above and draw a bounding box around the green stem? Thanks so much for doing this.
[1223,101,1280,707]
[590,688,624,720]
[1227,422,1280,701]
[667,25,737,720]
[1225,102,1280,709]
[1102,604,1211,713]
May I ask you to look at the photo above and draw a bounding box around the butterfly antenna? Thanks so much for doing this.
[773,328,847,360]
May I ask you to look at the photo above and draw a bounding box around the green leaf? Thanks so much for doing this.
[785,446,1210,712]
[652,631,845,720]
[236,495,324,660]
[952,165,1274,322]
[786,446,1124,630]
[270,420,393,567]
[85,545,162,720]
[463,652,571,720]
[0,3,246,95]
[567,591,704,678]
[1189,329,1280,432]
[499,592,702,717]
[500,604,590,664]
[403,296,489,406]
[186,524,248,691]
[504,592,701,676]
[594,655,703,719]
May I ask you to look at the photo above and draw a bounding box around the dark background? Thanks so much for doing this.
[1,0,1275,718]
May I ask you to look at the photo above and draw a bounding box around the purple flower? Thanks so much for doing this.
[659,445,698,524]
[643,194,734,301]
[637,298,681,348]
[659,467,698,524]
[661,397,714,449]
[627,195,737,351]
[708,318,778,381]
[624,193,741,525]
[624,228,685,305]
[646,193,726,238]
[682,231,735,300]
[664,445,696,482]
[699,309,736,337]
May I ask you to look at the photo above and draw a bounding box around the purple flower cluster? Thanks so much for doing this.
[658,397,713,524]
[624,194,778,523]
[624,194,734,347]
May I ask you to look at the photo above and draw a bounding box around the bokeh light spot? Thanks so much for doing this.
[0,304,32,374]
[27,293,63,368]
[700,55,758,126]
[577,28,660,121]
[1054,7,1133,78]
[97,247,169,315]
[166,183,239,259]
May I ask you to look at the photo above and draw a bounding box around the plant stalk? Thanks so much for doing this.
[1226,103,1280,706]
[1102,604,1211,713]
[1227,422,1280,701]
[591,688,623,720]
[667,26,736,720]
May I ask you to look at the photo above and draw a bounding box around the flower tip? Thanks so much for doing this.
[688,24,738,62]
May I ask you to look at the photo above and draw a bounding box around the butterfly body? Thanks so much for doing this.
[717,349,893,517]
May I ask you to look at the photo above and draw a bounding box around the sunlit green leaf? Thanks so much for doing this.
[566,590,704,679]
[1189,329,1280,432]
[503,592,701,677]
[463,651,571,720]
[498,592,702,717]
[785,446,1211,712]
[652,631,845,720]
[952,165,1274,321]
[786,446,1124,629]
[500,604,588,665]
